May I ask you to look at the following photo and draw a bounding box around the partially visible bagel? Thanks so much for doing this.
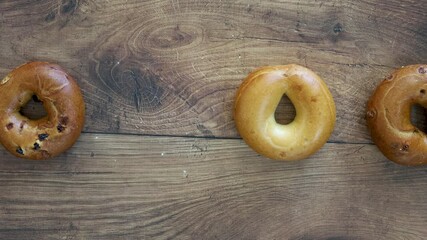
[367,64,427,166]
[0,62,85,160]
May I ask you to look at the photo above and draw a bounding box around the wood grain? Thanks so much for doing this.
[1,0,426,142]
[0,133,426,239]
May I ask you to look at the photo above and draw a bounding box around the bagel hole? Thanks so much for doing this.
[275,95,296,125]
[19,95,48,120]
[411,104,427,133]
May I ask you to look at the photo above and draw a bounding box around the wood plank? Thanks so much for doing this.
[0,133,426,239]
[1,0,426,142]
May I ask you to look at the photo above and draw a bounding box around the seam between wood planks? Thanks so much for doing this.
[82,131,373,145]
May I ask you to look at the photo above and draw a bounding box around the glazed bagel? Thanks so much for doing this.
[0,62,85,160]
[367,64,427,166]
[234,65,336,161]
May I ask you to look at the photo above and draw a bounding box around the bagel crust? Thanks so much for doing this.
[367,65,427,166]
[234,65,336,161]
[0,62,85,160]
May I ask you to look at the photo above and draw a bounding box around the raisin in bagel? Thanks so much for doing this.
[234,65,336,161]
[367,65,427,166]
[0,62,85,160]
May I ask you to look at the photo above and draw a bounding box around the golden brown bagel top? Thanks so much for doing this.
[367,64,427,166]
[0,62,85,160]
[234,64,336,161]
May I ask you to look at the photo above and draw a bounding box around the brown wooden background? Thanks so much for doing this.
[1,0,426,239]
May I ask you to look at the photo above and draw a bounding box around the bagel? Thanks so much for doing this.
[0,62,85,160]
[234,65,336,161]
[367,64,427,166]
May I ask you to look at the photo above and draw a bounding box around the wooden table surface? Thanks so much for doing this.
[1,0,427,239]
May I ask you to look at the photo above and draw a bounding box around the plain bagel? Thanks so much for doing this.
[234,64,336,161]
[0,62,85,160]
[367,64,427,166]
